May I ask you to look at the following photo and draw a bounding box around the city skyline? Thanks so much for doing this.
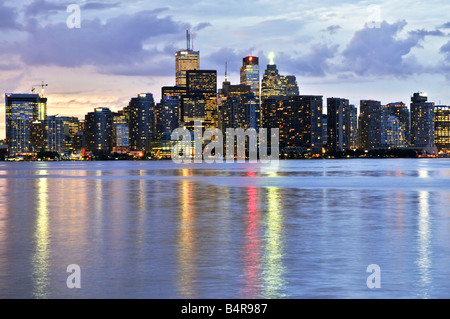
[2,0,450,140]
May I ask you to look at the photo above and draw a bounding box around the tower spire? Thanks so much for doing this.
[225,61,228,82]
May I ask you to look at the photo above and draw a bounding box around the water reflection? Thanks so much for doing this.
[178,169,197,297]
[416,190,431,298]
[263,187,286,298]
[240,186,262,298]
[32,170,50,298]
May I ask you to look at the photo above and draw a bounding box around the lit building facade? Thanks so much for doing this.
[410,92,435,148]
[261,95,322,153]
[175,49,200,87]
[261,64,299,100]
[434,105,450,152]
[327,98,357,151]
[44,115,64,153]
[183,70,218,129]
[128,93,156,152]
[240,56,260,100]
[387,102,410,146]
[358,100,383,150]
[84,107,114,154]
[5,93,46,156]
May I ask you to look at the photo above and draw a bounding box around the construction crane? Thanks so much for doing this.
[32,81,48,96]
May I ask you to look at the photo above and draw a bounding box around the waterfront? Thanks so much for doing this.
[0,159,449,298]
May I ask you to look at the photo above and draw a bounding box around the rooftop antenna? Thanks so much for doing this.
[191,31,194,51]
[225,61,228,82]
[186,28,191,50]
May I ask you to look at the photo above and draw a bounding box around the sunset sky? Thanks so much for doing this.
[2,0,450,138]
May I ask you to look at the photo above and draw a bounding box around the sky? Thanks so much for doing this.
[1,0,450,139]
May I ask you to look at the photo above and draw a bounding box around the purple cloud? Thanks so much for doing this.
[341,20,424,76]
[24,0,68,17]
[0,3,22,30]
[14,9,185,73]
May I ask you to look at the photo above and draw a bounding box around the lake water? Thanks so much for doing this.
[0,159,449,299]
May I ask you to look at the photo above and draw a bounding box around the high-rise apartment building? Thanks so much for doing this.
[128,93,155,152]
[358,100,383,150]
[327,98,357,152]
[84,107,114,154]
[410,92,435,148]
[387,102,410,146]
[261,95,322,153]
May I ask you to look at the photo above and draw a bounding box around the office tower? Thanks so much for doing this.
[128,93,155,152]
[327,98,354,152]
[358,100,384,150]
[175,30,200,87]
[240,56,260,99]
[218,70,259,132]
[261,95,322,153]
[183,70,218,129]
[261,63,299,100]
[410,92,435,148]
[434,105,450,152]
[261,64,286,99]
[43,115,64,153]
[84,107,114,154]
[5,93,46,156]
[387,102,410,146]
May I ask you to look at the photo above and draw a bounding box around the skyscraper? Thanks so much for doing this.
[43,115,64,153]
[387,102,410,146]
[240,56,260,99]
[327,98,356,152]
[410,92,435,148]
[358,100,383,150]
[261,95,322,154]
[434,105,450,152]
[182,70,218,129]
[175,30,200,87]
[261,63,299,100]
[128,93,156,152]
[5,93,46,156]
[84,107,114,154]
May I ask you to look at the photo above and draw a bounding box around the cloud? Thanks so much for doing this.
[439,41,450,62]
[440,22,450,29]
[322,25,341,35]
[341,20,424,77]
[0,3,22,30]
[275,43,339,77]
[81,2,121,10]
[409,29,446,38]
[13,9,185,74]
[24,0,67,17]
[194,22,211,31]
